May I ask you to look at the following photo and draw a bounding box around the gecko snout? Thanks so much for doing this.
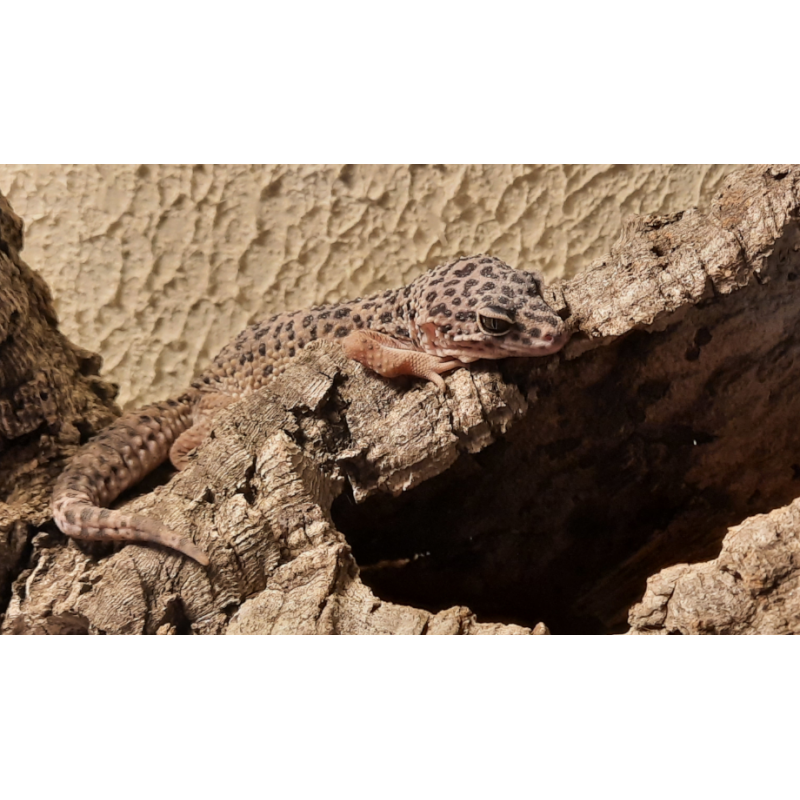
[538,326,569,354]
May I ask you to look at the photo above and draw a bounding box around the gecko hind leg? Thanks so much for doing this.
[170,393,236,470]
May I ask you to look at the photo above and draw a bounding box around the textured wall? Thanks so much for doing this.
[0,164,739,407]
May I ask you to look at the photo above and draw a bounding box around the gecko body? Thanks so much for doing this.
[52,255,568,565]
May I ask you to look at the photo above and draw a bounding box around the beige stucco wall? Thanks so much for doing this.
[0,164,739,407]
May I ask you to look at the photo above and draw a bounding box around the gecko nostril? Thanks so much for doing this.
[543,333,554,342]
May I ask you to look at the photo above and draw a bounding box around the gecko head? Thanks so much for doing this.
[411,255,568,362]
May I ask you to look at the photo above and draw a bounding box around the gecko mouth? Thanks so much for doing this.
[435,329,568,361]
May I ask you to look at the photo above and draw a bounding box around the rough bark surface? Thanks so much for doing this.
[628,499,800,634]
[3,339,542,634]
[2,164,800,634]
[0,194,119,605]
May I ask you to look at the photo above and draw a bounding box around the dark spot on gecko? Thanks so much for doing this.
[403,286,412,297]
[530,328,541,339]
[335,327,349,338]
[258,343,266,356]
[80,508,94,523]
[323,323,334,334]
[246,351,254,362]
[367,316,374,325]
[511,333,520,341]
[396,328,409,338]
[167,400,178,407]
[501,285,514,297]
[521,336,532,345]
[483,281,495,291]
[274,340,281,351]
[453,263,476,278]
[441,324,452,333]
[396,306,404,319]
[334,307,351,318]
[468,298,478,307]
[288,330,295,341]
[430,278,444,286]
[263,365,273,376]
[480,266,496,278]
[430,303,452,317]
[352,313,362,324]
[362,302,375,310]
[480,258,493,264]
[303,315,313,328]
[288,347,296,357]
[455,311,476,323]
[465,279,478,290]
[444,288,456,297]
[452,297,462,306]
[426,291,438,303]
[239,355,247,365]
[275,323,283,336]
[380,312,393,324]
[318,311,330,320]
[255,327,270,339]
[98,509,112,521]
[511,273,525,284]
[286,319,294,330]
[444,279,459,287]
[139,415,152,423]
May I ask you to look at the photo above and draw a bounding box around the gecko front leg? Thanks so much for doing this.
[341,329,464,390]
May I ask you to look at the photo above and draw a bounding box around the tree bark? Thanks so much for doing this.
[3,164,800,634]
[0,193,119,608]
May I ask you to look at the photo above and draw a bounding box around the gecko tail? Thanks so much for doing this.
[52,499,210,566]
[49,394,209,564]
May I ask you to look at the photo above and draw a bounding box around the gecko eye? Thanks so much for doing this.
[478,313,513,336]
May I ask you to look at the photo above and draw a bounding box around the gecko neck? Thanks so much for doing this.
[343,288,413,345]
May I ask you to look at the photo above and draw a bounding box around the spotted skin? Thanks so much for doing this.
[52,255,568,564]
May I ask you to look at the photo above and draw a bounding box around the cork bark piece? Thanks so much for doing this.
[0,193,120,603]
